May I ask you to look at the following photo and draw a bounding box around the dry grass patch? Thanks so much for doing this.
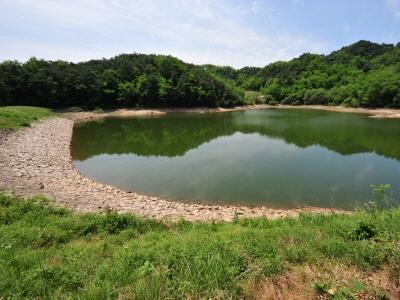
[245,263,399,300]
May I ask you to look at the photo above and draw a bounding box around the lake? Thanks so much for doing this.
[71,108,400,209]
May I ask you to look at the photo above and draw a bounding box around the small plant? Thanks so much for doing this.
[293,100,302,106]
[314,281,367,299]
[244,91,261,105]
[343,96,360,108]
[314,281,332,295]
[103,209,134,234]
[137,260,156,277]
[348,222,377,240]
[232,211,240,224]
[268,100,279,106]
[363,184,396,212]
[210,219,218,231]
[93,107,104,113]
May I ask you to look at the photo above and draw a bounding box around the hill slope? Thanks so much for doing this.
[206,40,400,108]
[0,40,399,108]
[0,54,244,108]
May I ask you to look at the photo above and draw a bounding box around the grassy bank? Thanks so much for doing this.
[0,194,399,299]
[0,106,53,129]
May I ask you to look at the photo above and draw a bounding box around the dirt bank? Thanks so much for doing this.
[278,104,400,118]
[64,105,272,122]
[0,117,341,221]
[64,104,400,123]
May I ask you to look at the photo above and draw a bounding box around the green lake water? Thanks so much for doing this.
[71,108,400,209]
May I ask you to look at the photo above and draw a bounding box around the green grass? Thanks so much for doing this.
[0,106,54,129]
[0,194,399,299]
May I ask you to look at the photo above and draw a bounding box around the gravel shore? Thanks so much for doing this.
[0,117,341,221]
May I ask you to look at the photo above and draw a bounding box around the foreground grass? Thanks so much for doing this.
[0,106,54,129]
[0,194,399,299]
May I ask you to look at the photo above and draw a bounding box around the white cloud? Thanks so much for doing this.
[0,0,327,67]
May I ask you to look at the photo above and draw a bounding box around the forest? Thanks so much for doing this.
[0,40,399,108]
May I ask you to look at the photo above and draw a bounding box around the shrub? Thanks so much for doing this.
[280,98,292,104]
[268,100,279,106]
[303,88,332,105]
[244,91,267,105]
[263,94,274,103]
[343,96,360,107]
[293,100,302,106]
[349,222,377,240]
[363,184,396,212]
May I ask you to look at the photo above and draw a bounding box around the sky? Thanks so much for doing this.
[0,0,399,68]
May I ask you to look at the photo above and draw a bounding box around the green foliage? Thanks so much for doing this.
[207,40,400,108]
[2,40,397,109]
[314,280,368,299]
[342,96,360,107]
[244,91,265,105]
[348,222,377,240]
[0,193,399,299]
[363,184,397,212]
[268,100,279,106]
[0,55,245,109]
[0,106,53,129]
[303,88,331,104]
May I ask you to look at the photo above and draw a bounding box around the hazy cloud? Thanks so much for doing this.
[0,0,326,67]
[0,0,397,67]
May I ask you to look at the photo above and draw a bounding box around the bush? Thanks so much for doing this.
[268,100,279,106]
[93,107,104,113]
[280,98,292,105]
[348,222,377,240]
[293,100,303,106]
[362,184,397,212]
[263,94,274,103]
[303,88,332,105]
[343,96,360,107]
[244,91,265,105]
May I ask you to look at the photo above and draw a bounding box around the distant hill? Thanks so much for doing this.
[0,54,244,108]
[0,40,399,108]
[332,40,396,58]
[205,40,400,108]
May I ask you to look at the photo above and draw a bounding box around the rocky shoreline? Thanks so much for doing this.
[0,116,344,221]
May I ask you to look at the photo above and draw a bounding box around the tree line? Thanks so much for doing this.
[0,54,244,108]
[0,40,399,108]
[206,40,400,108]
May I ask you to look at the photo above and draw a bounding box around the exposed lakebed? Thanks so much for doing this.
[71,109,400,209]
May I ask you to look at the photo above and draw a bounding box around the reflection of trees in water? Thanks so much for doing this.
[71,110,400,161]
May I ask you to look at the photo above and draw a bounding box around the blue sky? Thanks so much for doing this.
[0,0,399,68]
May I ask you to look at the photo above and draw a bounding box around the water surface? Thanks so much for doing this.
[71,109,400,209]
